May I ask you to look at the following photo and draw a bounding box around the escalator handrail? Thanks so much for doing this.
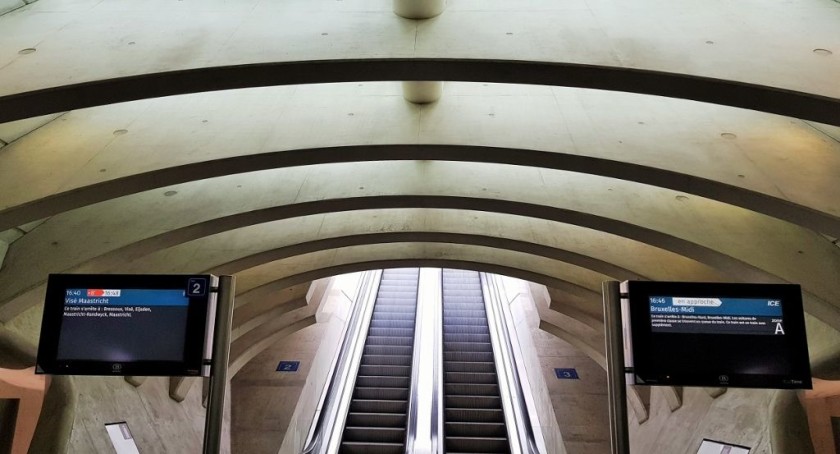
[404,268,423,453]
[481,272,543,454]
[302,269,383,454]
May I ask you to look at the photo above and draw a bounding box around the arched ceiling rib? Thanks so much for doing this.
[2,143,839,237]
[0,0,837,98]
[1,59,838,125]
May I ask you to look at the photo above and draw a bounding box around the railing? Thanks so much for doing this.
[302,270,383,454]
[406,268,444,454]
[481,273,543,454]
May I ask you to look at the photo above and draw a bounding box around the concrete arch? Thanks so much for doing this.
[1,59,838,125]
[2,194,837,329]
[2,144,838,238]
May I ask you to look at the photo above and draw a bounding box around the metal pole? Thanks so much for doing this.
[603,281,630,454]
[203,275,235,454]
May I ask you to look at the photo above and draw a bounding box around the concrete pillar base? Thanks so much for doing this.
[393,0,445,19]
[402,81,444,104]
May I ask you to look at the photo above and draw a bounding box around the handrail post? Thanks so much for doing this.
[603,281,630,454]
[203,275,235,454]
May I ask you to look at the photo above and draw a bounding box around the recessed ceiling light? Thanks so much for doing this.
[18,48,36,55]
[676,195,689,201]
[813,48,832,56]
[720,133,737,139]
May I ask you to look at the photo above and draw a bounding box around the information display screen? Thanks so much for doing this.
[623,281,811,389]
[37,274,217,376]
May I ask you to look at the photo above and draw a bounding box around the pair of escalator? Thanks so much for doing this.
[339,268,511,454]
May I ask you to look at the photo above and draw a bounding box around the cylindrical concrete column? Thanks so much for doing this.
[402,81,444,104]
[393,0,445,19]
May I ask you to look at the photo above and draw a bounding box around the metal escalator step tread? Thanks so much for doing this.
[443,342,494,352]
[367,328,416,337]
[444,436,511,453]
[444,408,506,423]
[358,364,411,377]
[368,320,415,329]
[339,441,405,454]
[444,383,500,395]
[365,336,414,346]
[354,387,410,400]
[342,426,406,443]
[443,333,492,343]
[445,422,508,437]
[442,319,489,327]
[345,412,407,427]
[355,376,411,388]
[444,361,497,373]
[444,351,495,362]
[443,310,488,317]
[443,324,490,333]
[445,395,502,409]
[444,372,499,384]
[361,355,412,366]
[350,399,408,413]
[364,345,412,356]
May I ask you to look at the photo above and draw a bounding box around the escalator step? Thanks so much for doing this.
[444,351,495,362]
[345,412,407,427]
[445,395,502,409]
[361,355,412,366]
[444,333,492,343]
[366,336,413,346]
[445,383,500,396]
[368,320,415,329]
[443,325,490,334]
[355,375,410,388]
[354,387,410,400]
[443,342,493,353]
[445,372,499,384]
[443,310,488,318]
[364,345,412,356]
[342,426,406,443]
[445,436,510,453]
[444,361,497,373]
[371,312,416,321]
[444,408,506,423]
[350,399,408,414]
[442,318,488,327]
[371,305,419,313]
[358,365,411,377]
[367,327,415,337]
[339,441,404,454]
[445,422,508,438]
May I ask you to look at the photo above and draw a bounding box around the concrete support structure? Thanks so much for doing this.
[0,0,838,452]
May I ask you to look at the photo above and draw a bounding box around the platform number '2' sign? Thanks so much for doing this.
[187,278,208,297]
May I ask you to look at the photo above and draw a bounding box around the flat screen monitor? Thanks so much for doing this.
[37,274,217,376]
[622,281,811,389]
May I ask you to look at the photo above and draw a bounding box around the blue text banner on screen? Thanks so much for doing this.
[649,296,784,336]
[65,289,189,306]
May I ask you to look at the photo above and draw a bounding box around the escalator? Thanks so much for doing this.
[339,268,420,454]
[441,269,511,453]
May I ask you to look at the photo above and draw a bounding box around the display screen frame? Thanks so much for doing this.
[624,281,812,389]
[37,274,216,376]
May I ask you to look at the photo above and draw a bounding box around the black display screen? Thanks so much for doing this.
[37,274,216,376]
[624,281,811,389]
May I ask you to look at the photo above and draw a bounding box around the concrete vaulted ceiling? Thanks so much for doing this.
[1,0,839,376]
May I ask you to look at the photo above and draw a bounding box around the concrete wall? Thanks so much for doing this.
[505,279,609,454]
[231,274,357,454]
